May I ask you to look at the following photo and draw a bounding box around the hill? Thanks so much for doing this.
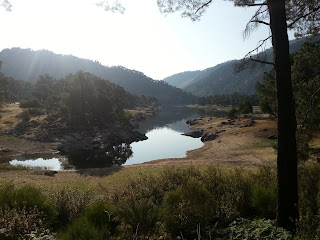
[0,48,195,105]
[163,37,314,96]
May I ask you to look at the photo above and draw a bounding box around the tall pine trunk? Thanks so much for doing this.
[267,0,299,232]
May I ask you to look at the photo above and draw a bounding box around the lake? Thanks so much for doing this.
[8,106,205,170]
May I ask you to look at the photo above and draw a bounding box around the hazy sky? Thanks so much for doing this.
[0,0,294,80]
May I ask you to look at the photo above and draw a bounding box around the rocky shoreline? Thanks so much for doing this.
[0,106,162,158]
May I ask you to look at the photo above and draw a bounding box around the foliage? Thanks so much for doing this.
[238,100,253,114]
[16,110,31,122]
[3,165,320,238]
[51,187,92,229]
[256,41,320,162]
[0,184,56,223]
[20,98,43,109]
[228,218,293,240]
[227,107,238,119]
[61,202,119,240]
[160,179,213,239]
[197,92,258,106]
[59,216,102,240]
[0,206,55,240]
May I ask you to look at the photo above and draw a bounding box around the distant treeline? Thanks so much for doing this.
[197,92,259,106]
[0,70,158,128]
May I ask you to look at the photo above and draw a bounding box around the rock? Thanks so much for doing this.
[182,130,204,138]
[44,170,58,177]
[186,119,201,126]
[201,132,218,142]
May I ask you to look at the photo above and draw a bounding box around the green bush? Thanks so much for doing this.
[20,98,43,109]
[238,100,253,114]
[59,216,102,240]
[16,110,31,121]
[0,184,56,224]
[51,188,92,229]
[161,179,214,239]
[118,110,132,125]
[227,107,238,119]
[117,198,159,238]
[297,164,320,239]
[228,218,293,240]
[249,166,277,219]
[84,202,119,236]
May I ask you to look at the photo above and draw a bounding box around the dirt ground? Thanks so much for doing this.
[139,116,277,168]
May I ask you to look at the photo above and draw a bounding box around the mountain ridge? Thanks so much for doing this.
[163,36,316,96]
[0,48,195,105]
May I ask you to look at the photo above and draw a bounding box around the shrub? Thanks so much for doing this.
[0,184,56,224]
[84,202,119,237]
[59,216,102,240]
[117,198,159,238]
[160,179,214,239]
[238,100,253,114]
[20,98,43,109]
[297,164,320,239]
[0,206,55,240]
[228,218,293,240]
[118,110,132,125]
[16,110,31,122]
[51,188,92,229]
[227,107,238,119]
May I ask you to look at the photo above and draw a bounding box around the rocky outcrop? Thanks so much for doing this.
[182,130,204,138]
[56,124,147,154]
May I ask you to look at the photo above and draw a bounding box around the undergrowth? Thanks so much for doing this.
[0,164,319,239]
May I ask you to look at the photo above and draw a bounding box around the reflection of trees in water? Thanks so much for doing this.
[67,144,132,169]
[138,107,227,134]
[138,107,199,133]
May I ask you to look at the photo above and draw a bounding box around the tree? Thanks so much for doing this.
[238,99,253,114]
[0,0,11,11]
[155,0,320,231]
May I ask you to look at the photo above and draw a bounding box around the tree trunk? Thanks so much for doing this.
[267,0,299,232]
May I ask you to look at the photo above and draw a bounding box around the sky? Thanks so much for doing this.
[0,0,294,80]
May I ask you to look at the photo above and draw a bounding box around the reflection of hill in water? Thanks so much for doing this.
[137,107,200,134]
[138,107,228,134]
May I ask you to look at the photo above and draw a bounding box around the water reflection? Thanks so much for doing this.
[7,106,222,169]
[9,153,66,170]
[138,106,200,134]
[67,144,132,169]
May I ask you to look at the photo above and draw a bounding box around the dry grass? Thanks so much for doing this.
[0,103,23,131]
[141,117,277,168]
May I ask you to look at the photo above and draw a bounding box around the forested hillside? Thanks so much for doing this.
[0,48,195,105]
[163,37,314,96]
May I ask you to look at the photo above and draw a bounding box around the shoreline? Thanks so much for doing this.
[135,116,277,168]
[0,104,160,160]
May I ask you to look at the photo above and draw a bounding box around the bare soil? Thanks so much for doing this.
[139,116,277,168]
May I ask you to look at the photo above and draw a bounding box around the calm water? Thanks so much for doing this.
[8,107,204,169]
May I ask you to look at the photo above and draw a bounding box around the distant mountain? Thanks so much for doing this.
[0,48,195,105]
[163,36,316,96]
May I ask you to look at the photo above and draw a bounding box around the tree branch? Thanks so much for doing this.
[299,84,320,131]
[244,35,271,59]
[249,57,274,65]
[288,6,320,28]
[250,20,270,26]
[195,0,212,14]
